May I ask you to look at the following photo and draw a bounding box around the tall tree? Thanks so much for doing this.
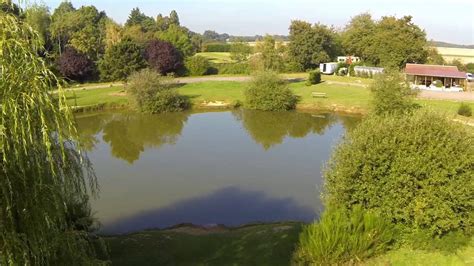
[99,39,146,81]
[25,4,51,46]
[341,14,428,68]
[254,35,285,72]
[169,10,180,26]
[288,20,340,70]
[125,7,155,32]
[156,24,194,57]
[104,18,122,50]
[1,10,102,264]
[50,1,75,55]
[68,6,107,60]
[341,13,375,60]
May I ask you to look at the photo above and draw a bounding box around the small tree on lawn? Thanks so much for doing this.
[58,47,95,82]
[145,39,183,75]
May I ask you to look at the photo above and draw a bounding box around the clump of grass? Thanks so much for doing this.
[293,205,397,265]
[457,103,472,117]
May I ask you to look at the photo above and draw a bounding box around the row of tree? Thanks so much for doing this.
[19,2,440,82]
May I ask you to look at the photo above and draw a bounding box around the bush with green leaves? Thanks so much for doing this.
[324,110,474,236]
[127,69,189,113]
[457,103,472,117]
[185,55,210,76]
[99,39,146,81]
[294,205,396,265]
[306,70,321,85]
[371,71,418,115]
[244,71,297,111]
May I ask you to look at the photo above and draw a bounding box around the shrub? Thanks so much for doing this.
[294,206,396,265]
[306,70,321,86]
[433,79,443,88]
[324,110,474,236]
[145,40,183,75]
[99,39,146,81]
[127,69,189,113]
[185,55,210,76]
[457,103,472,117]
[202,42,231,52]
[244,71,297,111]
[371,71,418,115]
[58,47,95,82]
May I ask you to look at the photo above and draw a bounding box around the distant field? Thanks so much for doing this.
[196,52,234,63]
[436,47,474,64]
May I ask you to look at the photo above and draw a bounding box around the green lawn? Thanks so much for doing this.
[196,52,235,64]
[64,86,128,108]
[64,80,474,120]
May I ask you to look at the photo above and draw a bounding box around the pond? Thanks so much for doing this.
[76,110,360,234]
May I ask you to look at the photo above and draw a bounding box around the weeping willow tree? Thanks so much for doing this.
[1,4,105,265]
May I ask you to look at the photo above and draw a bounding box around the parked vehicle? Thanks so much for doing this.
[467,73,473,82]
[319,63,338,74]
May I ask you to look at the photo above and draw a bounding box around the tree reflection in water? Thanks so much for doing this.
[233,110,339,150]
[77,112,189,163]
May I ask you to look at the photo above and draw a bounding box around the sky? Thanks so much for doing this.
[42,0,474,45]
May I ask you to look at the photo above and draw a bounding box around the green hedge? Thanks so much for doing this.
[202,43,232,52]
[324,110,474,236]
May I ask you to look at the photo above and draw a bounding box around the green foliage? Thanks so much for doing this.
[210,62,250,75]
[458,103,472,117]
[230,40,252,62]
[427,48,446,65]
[156,24,194,57]
[202,42,231,52]
[324,110,474,236]
[125,7,155,32]
[288,20,341,70]
[99,39,146,81]
[433,80,443,88]
[244,71,297,111]
[342,13,428,68]
[450,59,467,72]
[402,229,471,253]
[252,35,285,72]
[185,55,211,76]
[306,70,321,85]
[370,71,418,115]
[127,69,189,113]
[466,63,474,73]
[1,12,103,264]
[294,206,396,265]
[25,4,51,46]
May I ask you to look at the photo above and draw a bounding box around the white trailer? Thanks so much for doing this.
[319,63,338,74]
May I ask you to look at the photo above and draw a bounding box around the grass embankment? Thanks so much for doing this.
[105,223,473,265]
[106,223,302,266]
[65,76,474,119]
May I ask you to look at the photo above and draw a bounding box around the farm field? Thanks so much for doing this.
[436,46,474,64]
[195,52,234,63]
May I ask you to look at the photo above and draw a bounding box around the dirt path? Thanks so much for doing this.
[417,91,474,101]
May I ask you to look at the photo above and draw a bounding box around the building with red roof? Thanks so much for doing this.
[405,63,467,90]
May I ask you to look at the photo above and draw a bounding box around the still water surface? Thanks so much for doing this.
[76,110,359,234]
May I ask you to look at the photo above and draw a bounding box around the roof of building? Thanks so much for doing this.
[405,63,466,79]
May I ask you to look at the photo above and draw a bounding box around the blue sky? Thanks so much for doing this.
[41,0,474,44]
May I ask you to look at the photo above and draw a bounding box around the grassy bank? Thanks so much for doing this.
[105,223,473,265]
[64,78,474,119]
[105,223,302,266]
